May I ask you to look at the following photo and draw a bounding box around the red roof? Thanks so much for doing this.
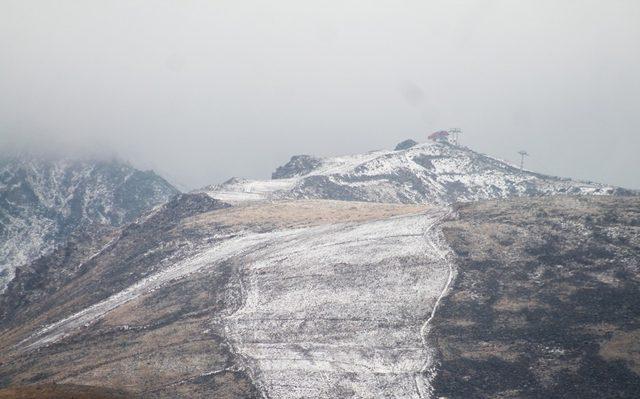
[428,130,449,140]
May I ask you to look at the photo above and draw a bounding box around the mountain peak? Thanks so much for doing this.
[394,138,419,151]
[272,155,322,179]
[201,141,624,204]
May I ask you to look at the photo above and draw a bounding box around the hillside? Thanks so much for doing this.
[431,196,640,398]
[0,195,448,398]
[0,384,133,399]
[1,194,637,398]
[0,155,179,292]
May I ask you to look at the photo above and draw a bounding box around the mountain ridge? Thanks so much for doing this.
[200,140,629,205]
[0,154,179,292]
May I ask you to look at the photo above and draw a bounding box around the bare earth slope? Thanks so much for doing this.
[431,196,640,398]
[0,383,134,399]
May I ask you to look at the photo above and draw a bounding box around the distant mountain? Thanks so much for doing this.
[201,140,627,204]
[0,154,179,292]
[1,143,638,398]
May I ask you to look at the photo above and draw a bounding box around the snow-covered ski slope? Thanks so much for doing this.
[16,202,452,398]
[225,207,451,398]
[200,141,619,205]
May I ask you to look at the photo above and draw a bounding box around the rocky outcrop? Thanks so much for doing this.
[394,139,418,151]
[271,155,322,179]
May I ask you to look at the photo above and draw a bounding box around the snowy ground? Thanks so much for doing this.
[224,207,452,398]
[16,203,453,398]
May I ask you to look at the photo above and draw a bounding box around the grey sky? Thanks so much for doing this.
[1,0,639,190]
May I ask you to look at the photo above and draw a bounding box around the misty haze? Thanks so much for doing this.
[1,1,639,399]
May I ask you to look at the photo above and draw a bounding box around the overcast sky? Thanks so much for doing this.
[1,0,638,190]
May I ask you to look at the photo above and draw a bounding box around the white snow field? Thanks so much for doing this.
[224,207,452,398]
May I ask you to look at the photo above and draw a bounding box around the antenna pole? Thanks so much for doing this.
[518,150,529,171]
[448,128,462,145]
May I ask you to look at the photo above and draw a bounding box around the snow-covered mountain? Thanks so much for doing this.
[0,142,638,398]
[0,155,179,292]
[1,142,638,398]
[2,193,639,398]
[201,140,624,204]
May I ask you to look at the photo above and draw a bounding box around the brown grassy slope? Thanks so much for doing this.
[0,383,134,398]
[431,195,640,399]
[183,199,429,231]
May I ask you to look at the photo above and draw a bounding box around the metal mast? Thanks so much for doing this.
[448,128,462,145]
[518,150,529,171]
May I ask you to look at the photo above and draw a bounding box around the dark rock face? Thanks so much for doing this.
[432,196,640,398]
[0,156,179,292]
[0,224,118,327]
[271,155,321,179]
[394,139,418,151]
[149,193,230,222]
[292,175,369,202]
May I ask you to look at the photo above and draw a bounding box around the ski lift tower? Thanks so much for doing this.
[448,128,462,145]
[518,150,529,171]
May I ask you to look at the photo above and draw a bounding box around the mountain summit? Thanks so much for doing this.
[1,146,638,398]
[201,140,622,204]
